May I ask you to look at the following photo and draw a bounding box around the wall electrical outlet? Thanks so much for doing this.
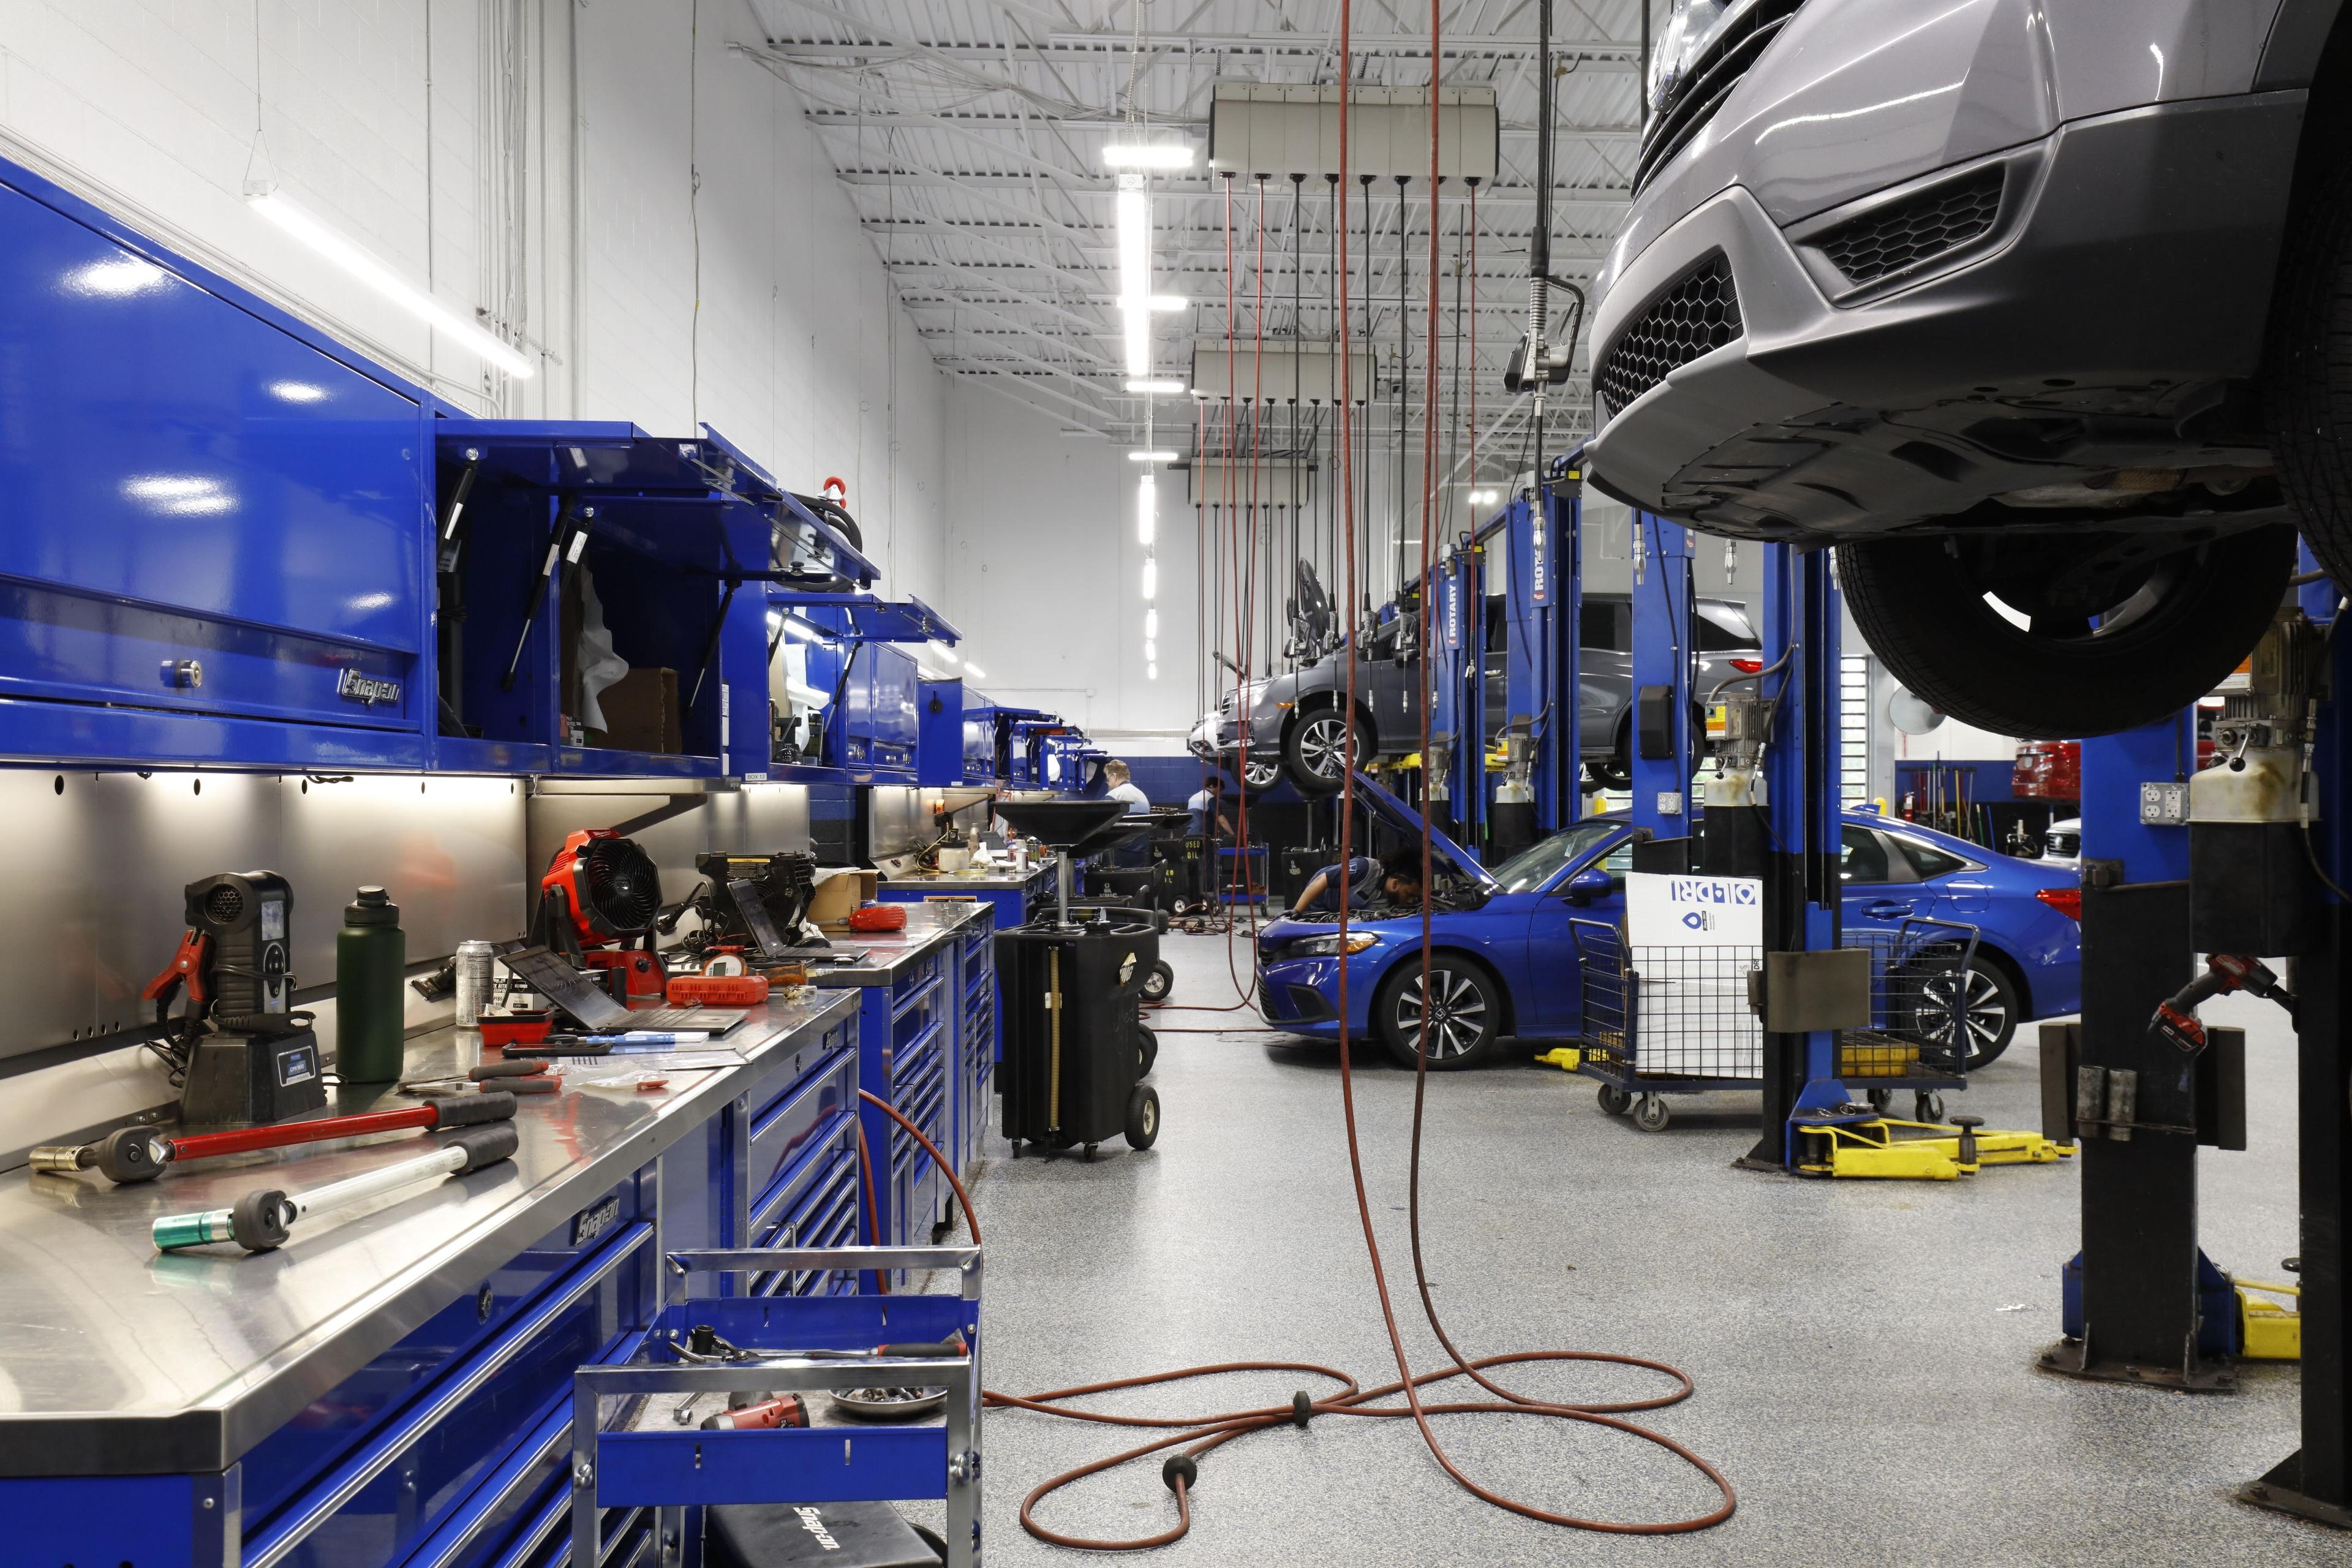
[2139,781,2191,826]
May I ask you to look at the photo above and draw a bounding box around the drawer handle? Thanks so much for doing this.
[244,1219,653,1568]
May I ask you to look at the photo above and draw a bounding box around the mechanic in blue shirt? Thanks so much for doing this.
[1291,847,1424,915]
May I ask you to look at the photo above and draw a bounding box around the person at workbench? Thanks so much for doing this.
[1103,760,1152,815]
[1291,847,1425,915]
[1186,775,1234,839]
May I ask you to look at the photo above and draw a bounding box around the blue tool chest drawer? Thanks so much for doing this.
[744,1031,855,1205]
[236,1178,657,1568]
[0,161,431,769]
[748,1125,864,1296]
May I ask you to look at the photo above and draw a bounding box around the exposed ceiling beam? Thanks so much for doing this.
[766,34,1639,64]
[834,172,1629,207]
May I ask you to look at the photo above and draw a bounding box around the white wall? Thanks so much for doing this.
[940,386,1202,744]
[0,0,945,600]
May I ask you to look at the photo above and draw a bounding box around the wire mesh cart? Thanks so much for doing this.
[1570,914,1981,1131]
[1570,918,1763,1130]
[569,1246,982,1567]
[1836,916,1979,1123]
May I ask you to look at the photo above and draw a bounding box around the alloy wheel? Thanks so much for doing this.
[1297,714,1355,780]
[1395,968,1490,1060]
[1921,969,2007,1061]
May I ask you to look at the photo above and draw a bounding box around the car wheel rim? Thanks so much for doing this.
[1298,717,1354,778]
[1243,759,1280,787]
[1397,970,1487,1058]
[1922,971,2006,1055]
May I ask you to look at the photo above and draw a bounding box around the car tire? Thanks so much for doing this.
[1838,527,2296,739]
[1898,959,2019,1072]
[1373,954,1504,1070]
[1228,755,1283,799]
[1283,707,1370,795]
[2268,153,2352,590]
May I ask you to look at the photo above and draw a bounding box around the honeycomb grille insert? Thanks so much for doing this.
[1815,167,2003,288]
[1597,253,1743,418]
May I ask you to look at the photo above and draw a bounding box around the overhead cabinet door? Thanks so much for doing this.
[0,172,428,756]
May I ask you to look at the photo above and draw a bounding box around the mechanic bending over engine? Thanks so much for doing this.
[1292,848,1425,916]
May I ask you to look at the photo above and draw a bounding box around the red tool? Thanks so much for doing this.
[668,973,770,1006]
[847,903,907,933]
[479,1009,555,1047]
[31,1091,520,1184]
[140,929,213,1015]
[699,1395,810,1431]
[2150,954,2298,1054]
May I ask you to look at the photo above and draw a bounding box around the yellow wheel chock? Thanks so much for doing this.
[1793,1114,2078,1180]
[1535,1047,1582,1072]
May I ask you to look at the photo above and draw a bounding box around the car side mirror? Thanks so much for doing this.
[1562,866,1613,905]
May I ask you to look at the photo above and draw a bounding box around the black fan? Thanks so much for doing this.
[577,834,663,937]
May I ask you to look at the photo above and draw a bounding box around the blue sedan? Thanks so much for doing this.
[1256,788,2081,1072]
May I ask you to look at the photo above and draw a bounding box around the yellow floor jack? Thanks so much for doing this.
[2237,1274,2301,1360]
[1793,1112,2077,1180]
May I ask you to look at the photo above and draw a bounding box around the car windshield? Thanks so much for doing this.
[1486,822,1621,893]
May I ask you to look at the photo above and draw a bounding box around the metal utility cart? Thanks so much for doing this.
[1571,914,1978,1131]
[570,1245,982,1568]
[1569,918,1764,1131]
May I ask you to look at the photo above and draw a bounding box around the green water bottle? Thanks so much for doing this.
[336,886,407,1082]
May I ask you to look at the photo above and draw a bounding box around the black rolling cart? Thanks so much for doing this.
[992,800,1164,1159]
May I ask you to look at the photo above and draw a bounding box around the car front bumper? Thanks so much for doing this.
[1586,92,2304,543]
[1256,949,1379,1037]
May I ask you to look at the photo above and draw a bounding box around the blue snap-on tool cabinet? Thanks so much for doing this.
[0,989,886,1568]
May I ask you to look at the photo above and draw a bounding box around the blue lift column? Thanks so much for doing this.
[1434,532,1487,854]
[1627,511,1694,856]
[1743,543,1845,1166]
[1553,456,1585,824]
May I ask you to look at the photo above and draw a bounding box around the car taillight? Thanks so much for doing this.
[1730,657,1763,673]
[2035,886,2082,921]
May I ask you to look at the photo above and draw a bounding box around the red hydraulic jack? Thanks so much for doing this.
[29,1091,519,1184]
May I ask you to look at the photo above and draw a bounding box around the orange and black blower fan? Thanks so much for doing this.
[537,829,668,996]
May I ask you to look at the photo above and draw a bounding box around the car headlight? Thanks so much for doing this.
[1287,932,1379,957]
[1648,0,1754,120]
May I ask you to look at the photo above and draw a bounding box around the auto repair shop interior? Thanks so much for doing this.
[6,2,2352,1565]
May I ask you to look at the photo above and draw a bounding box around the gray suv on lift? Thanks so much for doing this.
[1191,581,1760,794]
[1586,0,2352,739]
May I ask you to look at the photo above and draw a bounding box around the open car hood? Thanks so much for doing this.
[1349,771,1499,894]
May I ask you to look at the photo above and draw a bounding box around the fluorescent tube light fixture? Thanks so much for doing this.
[962,663,987,680]
[1144,609,1159,639]
[1137,473,1156,546]
[1128,450,1177,463]
[248,186,534,378]
[1103,143,1194,169]
[1142,557,1158,600]
[1126,379,1187,394]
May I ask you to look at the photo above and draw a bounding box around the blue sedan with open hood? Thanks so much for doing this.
[1256,777,2082,1071]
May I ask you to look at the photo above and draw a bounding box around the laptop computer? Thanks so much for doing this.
[493,942,749,1035]
[725,879,869,965]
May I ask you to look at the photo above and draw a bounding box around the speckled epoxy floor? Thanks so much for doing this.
[922,932,2338,1566]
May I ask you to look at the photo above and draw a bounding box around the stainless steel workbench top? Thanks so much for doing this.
[807,898,993,986]
[0,986,860,1477]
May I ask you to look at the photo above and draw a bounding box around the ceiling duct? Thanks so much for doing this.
[1207,83,1499,183]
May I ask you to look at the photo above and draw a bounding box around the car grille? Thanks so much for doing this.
[1634,0,1807,195]
[1596,252,1743,417]
[1814,165,2003,289]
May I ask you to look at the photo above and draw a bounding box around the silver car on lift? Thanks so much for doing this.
[1190,583,1760,794]
[1587,1,2350,740]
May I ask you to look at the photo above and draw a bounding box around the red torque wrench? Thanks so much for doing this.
[31,1091,520,1184]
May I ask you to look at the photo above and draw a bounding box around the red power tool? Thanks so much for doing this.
[538,829,668,997]
[2150,954,2297,1055]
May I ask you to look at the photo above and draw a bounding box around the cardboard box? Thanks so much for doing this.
[589,668,682,754]
[808,867,881,927]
